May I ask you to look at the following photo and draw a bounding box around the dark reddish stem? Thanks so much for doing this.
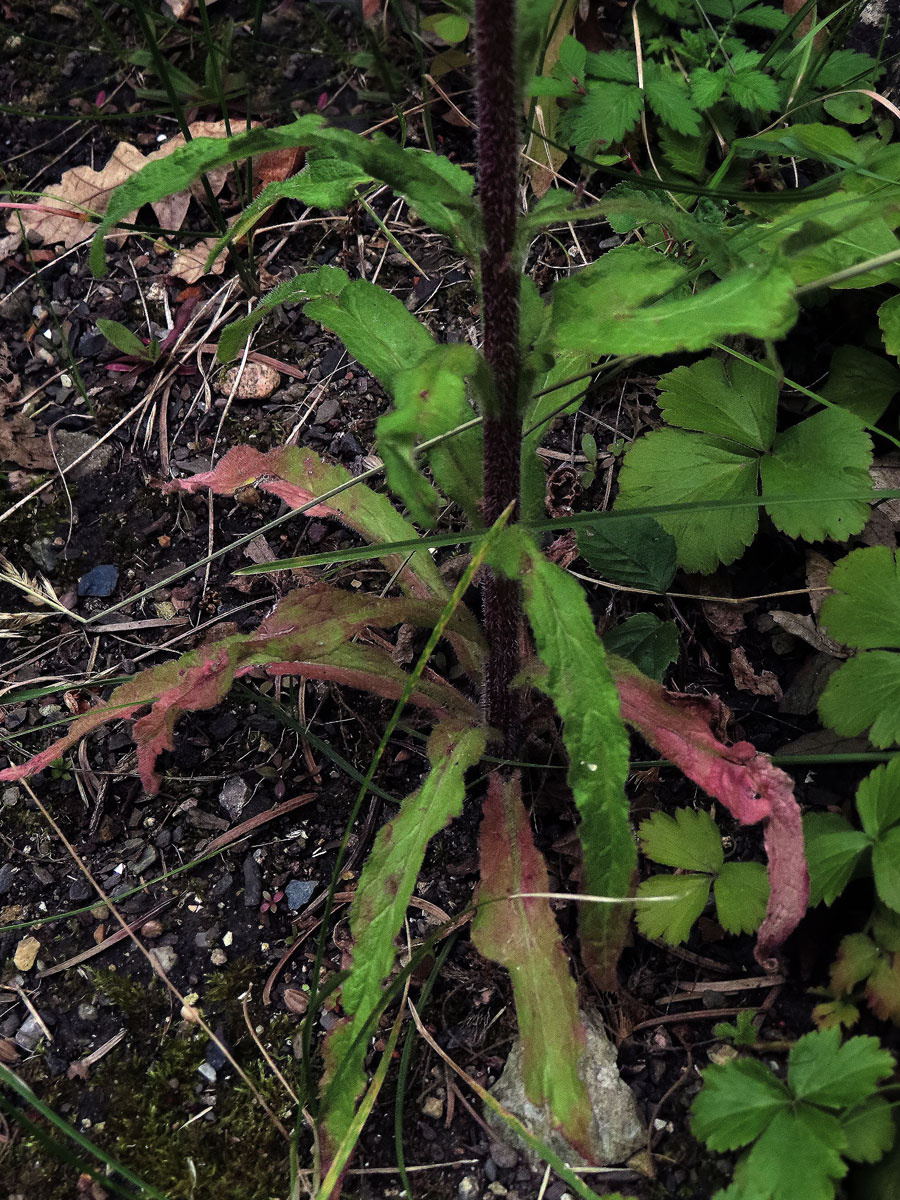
[476,0,523,754]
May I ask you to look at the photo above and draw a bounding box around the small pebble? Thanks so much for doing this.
[15,1015,44,1052]
[210,948,227,966]
[77,1004,98,1022]
[457,1174,479,1200]
[77,564,118,598]
[197,1062,217,1085]
[219,777,250,821]
[421,1094,443,1120]
[285,879,316,911]
[149,946,179,973]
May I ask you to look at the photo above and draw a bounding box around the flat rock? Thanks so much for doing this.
[77,564,118,597]
[486,1008,644,1169]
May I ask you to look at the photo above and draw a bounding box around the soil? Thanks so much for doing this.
[1,4,898,1200]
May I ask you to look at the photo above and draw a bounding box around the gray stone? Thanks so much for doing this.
[219,777,250,821]
[486,1009,644,1169]
[28,538,57,573]
[285,879,317,911]
[77,1004,98,1022]
[149,945,179,973]
[0,864,16,896]
[14,1015,45,1052]
[457,1175,479,1200]
[242,853,262,908]
[197,1062,217,1085]
[54,430,115,480]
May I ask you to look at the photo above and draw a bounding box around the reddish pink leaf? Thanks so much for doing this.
[472,771,595,1159]
[0,585,478,794]
[610,656,808,967]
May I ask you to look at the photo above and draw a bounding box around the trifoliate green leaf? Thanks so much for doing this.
[819,345,900,425]
[635,873,712,945]
[645,64,703,135]
[714,861,769,935]
[735,1105,847,1200]
[690,1058,790,1150]
[788,1026,895,1109]
[840,1096,895,1164]
[821,547,900,650]
[803,812,871,906]
[691,67,727,110]
[560,82,643,148]
[872,826,900,913]
[577,514,677,592]
[639,808,724,872]
[855,758,900,840]
[819,652,900,748]
[657,357,776,451]
[759,408,872,542]
[603,613,679,681]
[616,431,760,573]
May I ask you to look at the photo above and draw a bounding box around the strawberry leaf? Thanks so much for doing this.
[635,873,711,945]
[472,771,594,1159]
[819,547,900,650]
[714,861,769,935]
[690,1059,789,1151]
[602,613,679,681]
[840,1097,896,1164]
[872,826,900,913]
[638,808,723,873]
[803,812,871,906]
[856,758,900,840]
[733,1105,847,1200]
[819,345,900,426]
[831,933,880,994]
[656,357,776,451]
[788,1027,895,1109]
[819,653,900,748]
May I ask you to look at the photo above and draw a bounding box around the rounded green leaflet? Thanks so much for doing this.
[819,546,900,649]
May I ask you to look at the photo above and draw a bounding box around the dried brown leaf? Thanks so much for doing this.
[730,646,782,699]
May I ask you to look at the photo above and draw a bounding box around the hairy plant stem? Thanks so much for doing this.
[476,0,523,755]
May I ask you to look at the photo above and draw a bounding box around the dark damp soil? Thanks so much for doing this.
[2,4,898,1200]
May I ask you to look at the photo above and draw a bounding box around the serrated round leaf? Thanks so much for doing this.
[819,547,900,650]
[819,652,900,748]
[616,430,760,574]
[788,1027,895,1108]
[831,933,880,994]
[657,355,777,451]
[603,613,679,681]
[872,826,900,912]
[638,808,724,872]
[577,515,677,592]
[841,1096,895,1164]
[760,408,872,542]
[803,812,871,906]
[819,345,900,425]
[878,293,900,359]
[856,757,900,840]
[870,903,900,951]
[635,873,711,945]
[737,1106,847,1200]
[865,954,900,1021]
[714,861,769,934]
[690,1059,789,1151]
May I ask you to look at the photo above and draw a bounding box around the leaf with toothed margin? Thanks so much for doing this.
[490,527,634,988]
[0,585,480,794]
[472,770,595,1159]
[318,722,486,1163]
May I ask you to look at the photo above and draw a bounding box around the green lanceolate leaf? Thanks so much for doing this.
[602,613,679,681]
[96,318,153,359]
[491,528,633,987]
[546,246,799,359]
[577,516,677,593]
[472,770,594,1159]
[91,117,479,275]
[378,343,484,525]
[320,721,486,1157]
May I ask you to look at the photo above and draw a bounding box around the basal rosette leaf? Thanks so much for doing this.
[164,441,448,601]
[491,528,633,988]
[788,1027,895,1109]
[320,722,486,1163]
[471,771,595,1159]
[616,431,760,573]
[0,586,479,793]
[377,343,483,526]
[611,657,808,966]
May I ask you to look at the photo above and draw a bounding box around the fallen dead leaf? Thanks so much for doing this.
[805,550,833,618]
[13,935,41,971]
[730,646,782,699]
[769,610,847,658]
[169,235,228,284]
